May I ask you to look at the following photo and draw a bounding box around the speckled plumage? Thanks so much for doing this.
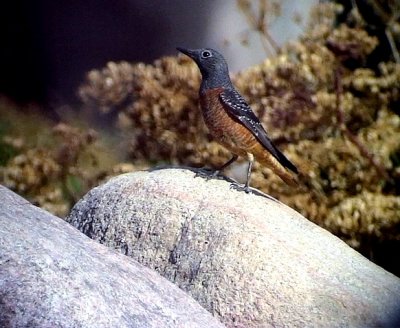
[177,47,298,189]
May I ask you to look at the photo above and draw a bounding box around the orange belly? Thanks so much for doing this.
[200,88,258,157]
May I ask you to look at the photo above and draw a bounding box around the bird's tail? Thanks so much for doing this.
[252,143,299,187]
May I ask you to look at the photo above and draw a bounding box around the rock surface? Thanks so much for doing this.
[67,168,400,328]
[0,185,224,328]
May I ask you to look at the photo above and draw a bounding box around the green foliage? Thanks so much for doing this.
[64,175,83,200]
[0,141,18,166]
[0,119,17,166]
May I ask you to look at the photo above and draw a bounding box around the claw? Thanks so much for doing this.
[230,182,251,194]
[194,168,220,181]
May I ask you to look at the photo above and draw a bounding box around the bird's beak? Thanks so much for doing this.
[176,47,197,59]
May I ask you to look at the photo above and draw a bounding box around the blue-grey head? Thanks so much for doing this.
[177,47,233,90]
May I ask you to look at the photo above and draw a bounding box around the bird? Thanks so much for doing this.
[177,47,298,192]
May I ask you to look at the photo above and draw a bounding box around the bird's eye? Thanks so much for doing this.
[201,50,212,58]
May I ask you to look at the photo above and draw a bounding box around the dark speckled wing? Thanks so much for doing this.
[219,88,298,174]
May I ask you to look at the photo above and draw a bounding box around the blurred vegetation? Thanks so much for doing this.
[1,1,399,276]
[0,98,134,216]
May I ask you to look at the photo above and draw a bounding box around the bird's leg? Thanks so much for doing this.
[230,153,253,193]
[243,154,254,190]
[215,154,239,174]
[195,154,238,180]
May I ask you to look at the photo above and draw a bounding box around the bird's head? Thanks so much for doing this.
[177,47,231,89]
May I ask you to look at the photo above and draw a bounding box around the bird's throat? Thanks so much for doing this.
[200,70,233,92]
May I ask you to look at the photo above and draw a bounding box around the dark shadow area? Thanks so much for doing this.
[359,233,400,278]
[0,2,47,103]
[0,0,213,105]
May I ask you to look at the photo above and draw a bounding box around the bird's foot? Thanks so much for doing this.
[230,182,251,194]
[194,168,221,181]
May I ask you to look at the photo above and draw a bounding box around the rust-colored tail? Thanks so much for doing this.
[251,143,299,187]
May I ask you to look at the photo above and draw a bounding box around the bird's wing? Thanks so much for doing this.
[219,88,298,174]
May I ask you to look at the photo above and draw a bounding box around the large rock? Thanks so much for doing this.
[0,185,224,328]
[67,168,400,328]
